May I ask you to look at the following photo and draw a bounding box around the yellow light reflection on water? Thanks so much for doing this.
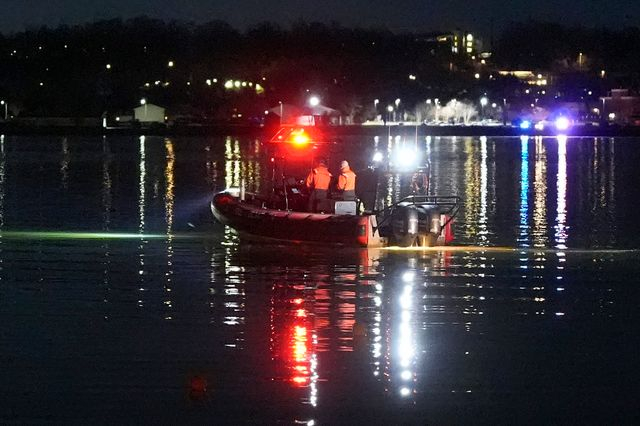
[533,136,548,248]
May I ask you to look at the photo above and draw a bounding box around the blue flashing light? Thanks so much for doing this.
[519,120,531,130]
[555,116,570,131]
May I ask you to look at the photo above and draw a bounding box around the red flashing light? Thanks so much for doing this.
[291,131,310,146]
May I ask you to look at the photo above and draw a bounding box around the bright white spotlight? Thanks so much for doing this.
[309,96,320,107]
[372,151,383,163]
[402,271,415,282]
[395,148,419,169]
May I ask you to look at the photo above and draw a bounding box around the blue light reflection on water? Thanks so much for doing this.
[0,135,638,423]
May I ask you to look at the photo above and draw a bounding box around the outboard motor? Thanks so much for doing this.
[390,205,419,247]
[416,207,440,247]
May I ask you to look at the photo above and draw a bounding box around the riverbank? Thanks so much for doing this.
[2,122,640,137]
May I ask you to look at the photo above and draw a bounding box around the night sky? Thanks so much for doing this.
[2,0,639,36]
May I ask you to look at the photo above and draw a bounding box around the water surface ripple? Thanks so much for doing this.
[0,134,638,424]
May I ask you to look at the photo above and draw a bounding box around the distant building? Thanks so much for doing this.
[134,103,165,124]
[435,31,482,56]
[418,31,483,57]
[600,89,640,125]
[498,70,549,86]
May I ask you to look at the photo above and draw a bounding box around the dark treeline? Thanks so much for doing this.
[496,21,640,74]
[0,17,638,120]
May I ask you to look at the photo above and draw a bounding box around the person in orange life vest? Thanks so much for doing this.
[336,160,357,201]
[305,158,332,212]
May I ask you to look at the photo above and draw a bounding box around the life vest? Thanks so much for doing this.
[338,168,356,191]
[306,166,332,191]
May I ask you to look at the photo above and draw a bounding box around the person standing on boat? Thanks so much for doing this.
[305,158,332,212]
[336,160,357,201]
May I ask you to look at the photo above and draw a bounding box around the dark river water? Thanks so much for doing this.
[0,134,638,424]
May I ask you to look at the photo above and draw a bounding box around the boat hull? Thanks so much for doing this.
[211,192,385,247]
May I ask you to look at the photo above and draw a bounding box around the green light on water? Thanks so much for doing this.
[0,231,167,240]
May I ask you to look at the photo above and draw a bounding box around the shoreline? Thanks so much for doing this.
[1,123,640,138]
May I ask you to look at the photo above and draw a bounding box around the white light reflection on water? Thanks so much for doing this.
[396,270,416,398]
[555,135,568,250]
[222,251,246,329]
[220,138,246,344]
[372,281,383,378]
[518,136,530,248]
[555,136,569,283]
[137,136,147,307]
[478,137,489,244]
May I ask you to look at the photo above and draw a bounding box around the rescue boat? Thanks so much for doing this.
[211,188,459,247]
[210,123,461,247]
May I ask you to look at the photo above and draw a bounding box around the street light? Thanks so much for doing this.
[309,96,320,107]
[394,99,400,122]
[480,97,488,121]
[140,98,147,121]
[0,100,6,120]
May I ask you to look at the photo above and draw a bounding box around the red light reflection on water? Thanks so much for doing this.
[291,320,310,386]
[270,288,317,393]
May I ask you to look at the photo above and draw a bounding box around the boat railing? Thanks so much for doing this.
[378,194,460,213]
[375,194,461,230]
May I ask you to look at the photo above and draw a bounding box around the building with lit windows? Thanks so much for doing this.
[434,31,482,56]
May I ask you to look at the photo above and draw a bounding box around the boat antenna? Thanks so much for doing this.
[282,157,289,211]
